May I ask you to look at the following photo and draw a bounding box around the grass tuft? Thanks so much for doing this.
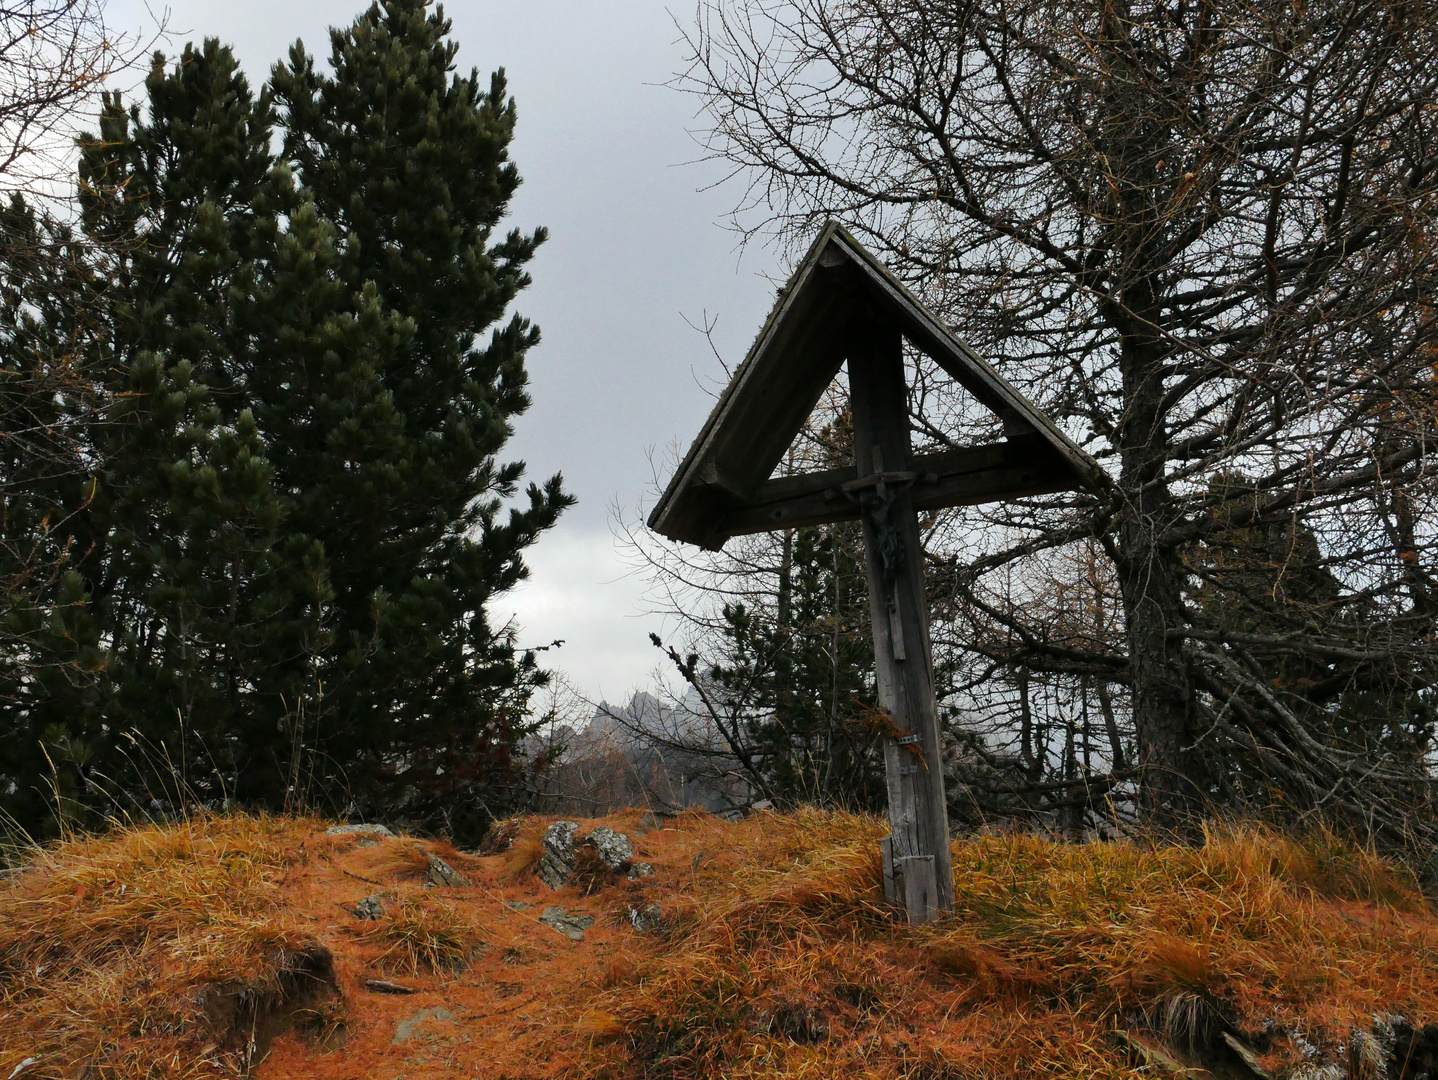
[363,895,487,974]
[572,814,1438,1080]
[0,814,332,1079]
[500,818,548,883]
[6,807,1436,1080]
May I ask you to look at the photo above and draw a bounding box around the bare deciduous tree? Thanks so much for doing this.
[0,1,125,192]
[0,3,150,710]
[679,0,1438,841]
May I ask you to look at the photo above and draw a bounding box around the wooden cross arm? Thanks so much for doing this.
[721,437,1081,537]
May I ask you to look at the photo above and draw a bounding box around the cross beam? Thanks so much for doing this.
[721,436,1071,539]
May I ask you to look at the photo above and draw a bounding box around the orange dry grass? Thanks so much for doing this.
[5,808,1437,1080]
[373,841,436,881]
[570,811,1438,1080]
[361,895,487,975]
[499,816,549,882]
[0,814,324,1079]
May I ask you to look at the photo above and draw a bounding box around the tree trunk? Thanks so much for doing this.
[1115,331,1200,828]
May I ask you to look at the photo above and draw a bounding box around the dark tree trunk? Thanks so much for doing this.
[1114,331,1200,827]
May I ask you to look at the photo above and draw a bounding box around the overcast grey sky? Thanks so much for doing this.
[107,0,784,703]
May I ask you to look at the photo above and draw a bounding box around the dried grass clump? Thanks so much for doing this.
[363,895,488,974]
[931,823,1436,1022]
[500,817,549,882]
[574,809,901,1079]
[373,840,435,880]
[0,814,331,1080]
[574,813,1438,1080]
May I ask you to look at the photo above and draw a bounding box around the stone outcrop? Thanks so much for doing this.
[539,906,595,941]
[424,853,469,888]
[585,826,634,871]
[537,821,651,889]
[538,822,579,889]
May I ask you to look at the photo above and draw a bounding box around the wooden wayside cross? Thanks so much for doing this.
[648,222,1104,923]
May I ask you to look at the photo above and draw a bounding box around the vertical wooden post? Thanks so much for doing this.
[848,318,955,923]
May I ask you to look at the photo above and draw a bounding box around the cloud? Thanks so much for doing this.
[500,527,660,702]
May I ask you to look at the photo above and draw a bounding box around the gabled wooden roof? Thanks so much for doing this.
[648,221,1105,550]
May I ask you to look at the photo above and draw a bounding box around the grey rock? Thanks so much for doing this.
[585,826,634,871]
[629,902,663,932]
[539,905,595,941]
[425,853,470,888]
[353,893,385,920]
[392,1006,453,1044]
[538,821,579,889]
[505,900,530,910]
[1371,1013,1404,1055]
[327,823,394,838]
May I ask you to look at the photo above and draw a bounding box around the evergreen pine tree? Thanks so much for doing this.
[1,2,566,834]
[1,4,566,839]
[265,0,570,833]
[19,42,330,819]
[0,197,110,831]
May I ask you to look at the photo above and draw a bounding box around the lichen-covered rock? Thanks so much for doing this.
[585,826,634,871]
[1286,1066,1342,1080]
[539,906,595,941]
[538,821,579,889]
[629,902,663,932]
[1349,1029,1388,1080]
[425,853,470,888]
